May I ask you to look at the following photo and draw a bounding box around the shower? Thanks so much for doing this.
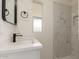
[53,0,78,59]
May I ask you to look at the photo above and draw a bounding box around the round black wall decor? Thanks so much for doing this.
[21,11,28,18]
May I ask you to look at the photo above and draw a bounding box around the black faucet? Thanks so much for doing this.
[13,33,23,43]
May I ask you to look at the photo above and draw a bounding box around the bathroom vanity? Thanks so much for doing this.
[1,0,43,58]
[0,39,42,59]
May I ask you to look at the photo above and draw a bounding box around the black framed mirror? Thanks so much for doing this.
[2,0,17,25]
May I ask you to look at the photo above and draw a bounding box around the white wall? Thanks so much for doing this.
[17,0,33,38]
[0,0,33,44]
[32,3,42,17]
[32,0,53,59]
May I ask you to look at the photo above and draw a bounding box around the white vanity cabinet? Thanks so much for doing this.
[0,39,42,59]
[1,50,40,59]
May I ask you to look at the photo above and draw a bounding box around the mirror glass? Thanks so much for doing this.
[6,0,14,24]
[2,0,17,25]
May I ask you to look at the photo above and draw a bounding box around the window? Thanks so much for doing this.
[33,17,42,32]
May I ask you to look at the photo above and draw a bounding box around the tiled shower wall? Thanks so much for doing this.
[53,2,72,58]
[71,0,78,57]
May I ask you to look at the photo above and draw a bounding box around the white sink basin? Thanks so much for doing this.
[0,38,42,54]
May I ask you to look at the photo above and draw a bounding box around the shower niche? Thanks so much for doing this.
[2,0,17,25]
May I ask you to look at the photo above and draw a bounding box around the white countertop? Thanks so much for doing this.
[0,39,43,55]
